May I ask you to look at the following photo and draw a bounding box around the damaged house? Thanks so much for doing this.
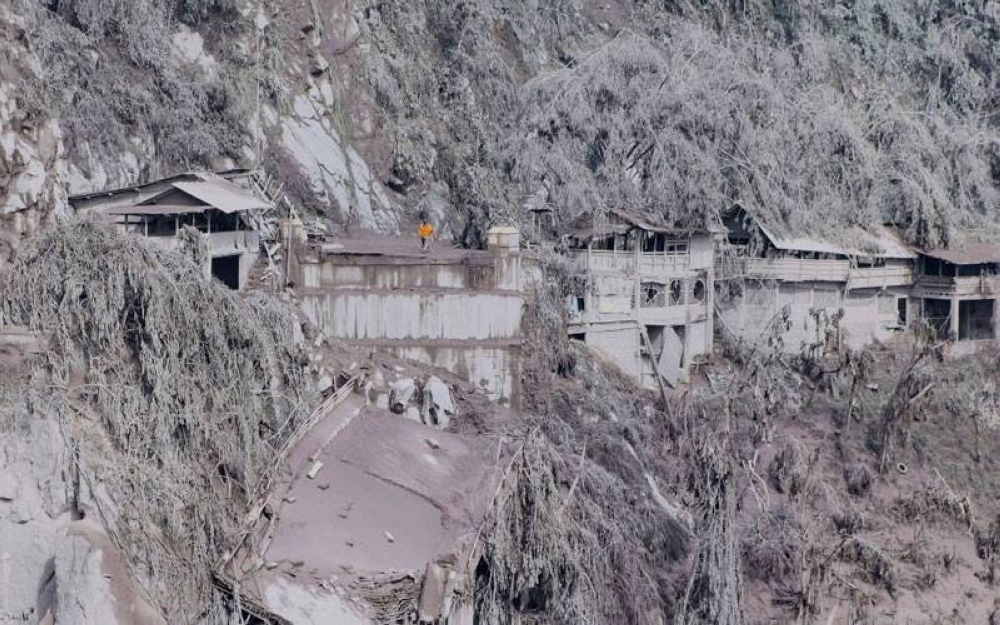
[718,206,916,353]
[910,242,1000,356]
[564,208,718,388]
[69,171,272,290]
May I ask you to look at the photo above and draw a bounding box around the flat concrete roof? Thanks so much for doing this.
[263,396,504,582]
[311,233,495,264]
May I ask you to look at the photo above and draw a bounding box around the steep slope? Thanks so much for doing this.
[361,0,1000,247]
[6,1,1000,250]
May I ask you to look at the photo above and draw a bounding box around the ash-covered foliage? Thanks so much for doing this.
[363,0,1000,247]
[0,221,316,620]
[476,348,691,625]
[360,1,602,244]
[15,0,277,174]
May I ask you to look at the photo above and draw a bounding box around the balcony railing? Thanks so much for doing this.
[744,258,850,282]
[915,274,1000,297]
[848,265,914,289]
[569,249,689,275]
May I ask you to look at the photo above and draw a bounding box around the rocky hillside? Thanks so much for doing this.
[5,0,1000,258]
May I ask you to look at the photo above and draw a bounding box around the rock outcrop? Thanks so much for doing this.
[0,7,68,274]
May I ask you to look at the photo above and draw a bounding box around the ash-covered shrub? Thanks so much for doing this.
[769,438,807,496]
[844,462,874,498]
[0,221,316,618]
[23,0,275,174]
[743,504,801,584]
[841,538,898,596]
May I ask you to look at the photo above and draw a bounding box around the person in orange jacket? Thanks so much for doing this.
[418,217,435,251]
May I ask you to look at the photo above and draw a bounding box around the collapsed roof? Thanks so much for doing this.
[565,207,721,241]
[724,205,915,259]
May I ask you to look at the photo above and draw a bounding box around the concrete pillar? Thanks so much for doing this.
[486,227,520,253]
[994,298,1000,343]
[950,296,961,340]
[279,218,306,287]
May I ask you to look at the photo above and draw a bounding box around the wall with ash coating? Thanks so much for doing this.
[294,248,523,404]
[719,282,908,352]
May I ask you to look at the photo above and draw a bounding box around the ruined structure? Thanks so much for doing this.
[910,243,1000,356]
[286,227,524,404]
[564,208,718,388]
[718,206,915,352]
[69,171,271,290]
[219,376,493,625]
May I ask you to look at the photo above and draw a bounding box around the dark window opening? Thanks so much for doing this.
[692,279,706,303]
[640,282,666,308]
[959,299,995,341]
[212,254,241,290]
[922,257,956,277]
[669,279,685,306]
[897,298,907,327]
[147,216,178,236]
[923,298,951,339]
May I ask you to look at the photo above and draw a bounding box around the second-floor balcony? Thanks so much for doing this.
[741,258,914,287]
[743,258,850,282]
[569,249,690,275]
[914,274,1000,297]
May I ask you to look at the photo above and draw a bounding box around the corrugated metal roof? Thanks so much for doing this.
[169,179,272,213]
[68,172,208,203]
[738,206,915,259]
[70,170,262,205]
[766,225,915,259]
[920,243,1000,265]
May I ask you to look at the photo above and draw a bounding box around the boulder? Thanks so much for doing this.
[50,521,165,625]
[421,376,456,429]
[388,378,416,413]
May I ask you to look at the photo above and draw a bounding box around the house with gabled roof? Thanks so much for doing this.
[910,239,1000,356]
[69,171,272,290]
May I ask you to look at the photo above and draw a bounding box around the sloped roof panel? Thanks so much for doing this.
[170,179,272,214]
[920,243,1000,265]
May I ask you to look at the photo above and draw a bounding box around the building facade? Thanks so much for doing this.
[718,206,916,353]
[910,244,1000,356]
[564,208,718,389]
[717,206,1000,358]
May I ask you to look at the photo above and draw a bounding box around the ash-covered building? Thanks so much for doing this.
[562,208,720,389]
[69,171,271,290]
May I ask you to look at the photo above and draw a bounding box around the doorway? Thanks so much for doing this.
[958,299,995,340]
[212,254,241,290]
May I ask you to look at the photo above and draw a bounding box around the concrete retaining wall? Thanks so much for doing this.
[300,292,523,342]
[294,247,524,404]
